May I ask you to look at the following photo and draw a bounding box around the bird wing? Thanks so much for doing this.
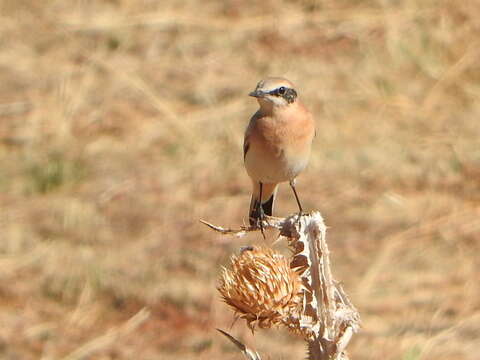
[243,140,250,160]
[243,110,262,161]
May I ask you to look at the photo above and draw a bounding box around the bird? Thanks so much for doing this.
[243,77,315,230]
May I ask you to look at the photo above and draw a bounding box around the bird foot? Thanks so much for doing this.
[256,210,267,240]
[250,201,268,240]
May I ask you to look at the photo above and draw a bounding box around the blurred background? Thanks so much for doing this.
[1,0,479,359]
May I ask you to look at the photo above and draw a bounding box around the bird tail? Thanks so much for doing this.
[249,183,278,226]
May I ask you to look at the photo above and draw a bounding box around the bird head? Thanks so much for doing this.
[249,77,298,108]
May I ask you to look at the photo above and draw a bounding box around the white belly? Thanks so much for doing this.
[245,145,309,183]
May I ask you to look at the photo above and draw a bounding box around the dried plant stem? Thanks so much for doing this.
[216,329,261,360]
[200,215,285,237]
[206,212,360,360]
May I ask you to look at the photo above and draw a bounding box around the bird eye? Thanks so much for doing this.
[278,86,286,95]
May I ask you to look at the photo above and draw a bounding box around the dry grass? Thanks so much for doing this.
[1,0,479,359]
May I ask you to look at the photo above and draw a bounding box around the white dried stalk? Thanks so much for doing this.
[281,213,360,359]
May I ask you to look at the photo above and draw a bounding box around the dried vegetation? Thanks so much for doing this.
[1,0,479,359]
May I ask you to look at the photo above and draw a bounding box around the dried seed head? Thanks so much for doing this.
[218,246,304,331]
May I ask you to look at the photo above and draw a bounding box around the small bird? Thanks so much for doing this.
[244,77,315,229]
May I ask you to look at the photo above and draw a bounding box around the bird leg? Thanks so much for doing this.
[289,179,304,221]
[256,182,267,239]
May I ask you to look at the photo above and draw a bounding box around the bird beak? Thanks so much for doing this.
[249,89,264,98]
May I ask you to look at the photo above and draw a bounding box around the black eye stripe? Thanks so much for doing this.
[269,87,289,96]
[266,87,297,103]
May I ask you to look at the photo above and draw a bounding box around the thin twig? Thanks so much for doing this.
[199,215,286,237]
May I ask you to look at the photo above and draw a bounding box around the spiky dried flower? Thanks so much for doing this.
[218,246,304,331]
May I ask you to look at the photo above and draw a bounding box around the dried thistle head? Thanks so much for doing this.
[218,246,304,331]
